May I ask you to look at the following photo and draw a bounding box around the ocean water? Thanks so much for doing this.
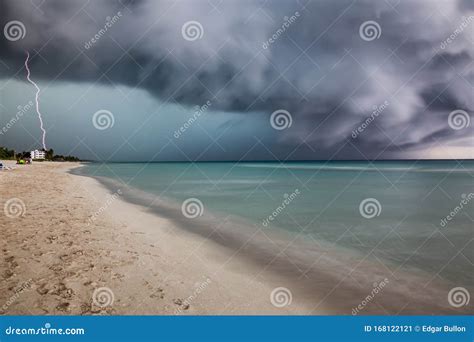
[77,161,474,295]
[81,161,474,284]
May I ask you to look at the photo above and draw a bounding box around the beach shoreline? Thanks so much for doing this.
[1,162,470,315]
[0,161,315,315]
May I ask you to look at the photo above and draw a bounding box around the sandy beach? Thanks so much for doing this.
[1,162,471,316]
[0,162,314,315]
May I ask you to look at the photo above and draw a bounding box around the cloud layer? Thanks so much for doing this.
[0,0,472,160]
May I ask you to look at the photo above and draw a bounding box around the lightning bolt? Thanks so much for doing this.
[24,51,47,150]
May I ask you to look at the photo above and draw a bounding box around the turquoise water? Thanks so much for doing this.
[78,161,474,286]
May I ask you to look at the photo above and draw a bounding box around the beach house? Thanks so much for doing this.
[30,149,46,160]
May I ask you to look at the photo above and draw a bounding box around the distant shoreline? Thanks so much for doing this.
[72,159,474,164]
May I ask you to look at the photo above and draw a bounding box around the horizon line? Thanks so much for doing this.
[81,158,474,163]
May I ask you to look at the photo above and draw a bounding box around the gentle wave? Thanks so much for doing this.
[238,164,473,173]
[177,179,275,185]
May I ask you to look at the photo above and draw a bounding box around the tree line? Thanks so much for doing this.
[0,147,80,162]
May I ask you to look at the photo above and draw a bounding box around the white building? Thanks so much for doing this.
[31,149,46,160]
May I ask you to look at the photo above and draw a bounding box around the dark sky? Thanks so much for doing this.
[0,0,472,161]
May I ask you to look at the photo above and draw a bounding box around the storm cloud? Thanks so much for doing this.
[0,0,472,160]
